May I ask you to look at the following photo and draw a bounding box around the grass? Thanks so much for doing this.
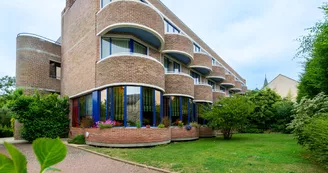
[84,134,326,173]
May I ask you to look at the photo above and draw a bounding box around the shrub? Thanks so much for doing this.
[68,134,86,144]
[190,122,199,128]
[0,106,11,127]
[0,125,13,137]
[301,115,328,169]
[185,125,192,131]
[9,90,70,142]
[272,99,294,133]
[162,116,170,127]
[136,120,141,128]
[177,121,184,127]
[99,124,113,129]
[157,124,165,128]
[80,117,94,128]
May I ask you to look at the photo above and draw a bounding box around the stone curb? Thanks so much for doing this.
[66,143,173,173]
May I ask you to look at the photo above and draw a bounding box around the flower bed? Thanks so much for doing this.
[171,126,199,141]
[199,126,215,138]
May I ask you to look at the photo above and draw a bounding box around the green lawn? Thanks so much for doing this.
[84,134,326,173]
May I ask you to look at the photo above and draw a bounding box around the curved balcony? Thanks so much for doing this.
[96,0,165,50]
[221,74,235,88]
[207,66,226,83]
[213,90,226,102]
[96,54,165,91]
[194,84,213,103]
[230,80,243,92]
[189,52,212,75]
[164,72,194,98]
[162,34,194,65]
[240,86,248,94]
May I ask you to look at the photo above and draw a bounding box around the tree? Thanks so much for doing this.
[247,88,281,131]
[272,99,294,133]
[202,95,255,140]
[296,4,328,101]
[0,76,16,96]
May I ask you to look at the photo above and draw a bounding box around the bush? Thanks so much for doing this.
[177,121,184,127]
[301,115,328,169]
[272,99,294,133]
[136,120,141,128]
[0,125,13,137]
[68,134,86,144]
[157,124,165,128]
[190,122,199,128]
[99,124,113,129]
[162,116,170,128]
[9,90,70,142]
[0,106,11,127]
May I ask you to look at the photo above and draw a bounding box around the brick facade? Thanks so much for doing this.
[222,74,235,86]
[163,34,193,58]
[199,126,215,137]
[194,84,213,102]
[213,91,225,102]
[190,53,212,71]
[234,80,242,89]
[165,74,194,98]
[208,65,226,78]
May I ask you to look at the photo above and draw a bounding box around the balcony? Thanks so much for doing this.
[164,71,194,98]
[207,65,226,83]
[96,54,165,91]
[162,34,194,65]
[221,74,235,88]
[96,0,165,50]
[194,83,213,103]
[212,90,226,102]
[230,80,243,92]
[189,52,212,75]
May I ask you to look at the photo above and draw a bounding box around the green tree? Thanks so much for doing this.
[203,95,255,140]
[296,3,328,101]
[247,88,281,131]
[272,99,294,133]
[0,76,16,96]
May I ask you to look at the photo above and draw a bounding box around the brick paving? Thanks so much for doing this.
[0,144,161,173]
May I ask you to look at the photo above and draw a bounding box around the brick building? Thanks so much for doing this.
[16,0,247,147]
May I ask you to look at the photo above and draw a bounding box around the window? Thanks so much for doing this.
[142,87,154,126]
[173,62,180,73]
[208,81,216,90]
[220,86,226,92]
[113,86,124,126]
[191,71,200,84]
[49,61,61,80]
[164,19,180,33]
[194,43,201,52]
[126,86,141,127]
[182,97,189,125]
[100,89,108,122]
[155,90,161,126]
[72,99,79,127]
[212,58,216,66]
[101,37,148,59]
[171,96,180,126]
[78,94,93,127]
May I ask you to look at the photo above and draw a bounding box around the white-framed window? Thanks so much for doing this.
[194,43,201,52]
[164,19,180,33]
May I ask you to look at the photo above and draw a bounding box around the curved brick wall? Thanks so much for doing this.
[241,86,247,93]
[233,81,242,90]
[194,84,213,103]
[96,55,165,90]
[163,34,193,59]
[208,66,226,78]
[199,127,215,137]
[213,91,225,102]
[71,127,171,147]
[171,127,199,141]
[222,74,235,87]
[16,35,61,93]
[164,74,194,98]
[190,53,212,70]
[96,1,164,44]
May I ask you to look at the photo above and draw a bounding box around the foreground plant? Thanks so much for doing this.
[0,138,67,173]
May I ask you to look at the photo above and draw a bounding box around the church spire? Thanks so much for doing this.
[263,74,268,89]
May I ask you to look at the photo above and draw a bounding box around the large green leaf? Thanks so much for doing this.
[32,138,67,173]
[3,142,27,173]
[0,153,15,173]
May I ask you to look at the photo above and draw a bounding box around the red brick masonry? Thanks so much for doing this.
[199,126,215,137]
[171,127,199,141]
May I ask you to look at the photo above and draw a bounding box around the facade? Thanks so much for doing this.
[15,0,247,146]
[265,74,299,101]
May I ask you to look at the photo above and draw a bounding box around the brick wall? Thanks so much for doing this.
[96,1,164,41]
[213,91,225,102]
[190,53,212,70]
[223,74,235,85]
[96,55,165,90]
[199,126,214,137]
[165,74,194,98]
[16,36,61,93]
[194,84,212,102]
[163,34,193,57]
[171,127,199,139]
[209,65,226,78]
[234,80,242,89]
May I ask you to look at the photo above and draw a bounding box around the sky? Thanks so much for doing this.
[0,0,325,89]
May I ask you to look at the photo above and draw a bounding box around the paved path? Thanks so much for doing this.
[0,144,161,173]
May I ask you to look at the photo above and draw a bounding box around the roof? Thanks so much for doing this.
[267,74,299,86]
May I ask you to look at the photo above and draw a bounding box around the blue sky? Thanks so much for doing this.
[0,0,325,89]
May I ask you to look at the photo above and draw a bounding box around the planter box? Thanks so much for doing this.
[171,127,199,141]
[199,126,215,138]
[70,127,171,147]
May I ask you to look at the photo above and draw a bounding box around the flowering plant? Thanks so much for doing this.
[95,120,116,128]
[185,125,192,131]
[177,121,184,127]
